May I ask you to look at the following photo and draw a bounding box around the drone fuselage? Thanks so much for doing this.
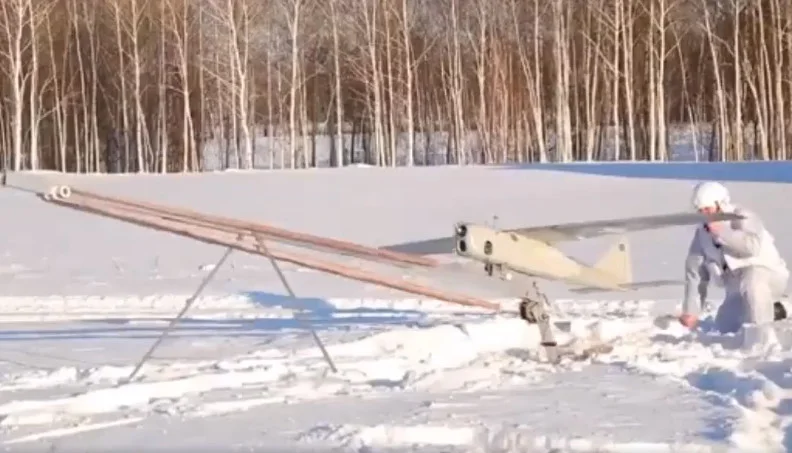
[452,222,628,291]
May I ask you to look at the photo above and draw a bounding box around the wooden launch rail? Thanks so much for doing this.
[39,185,501,312]
[68,187,439,268]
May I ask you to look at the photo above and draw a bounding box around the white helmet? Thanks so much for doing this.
[691,181,730,210]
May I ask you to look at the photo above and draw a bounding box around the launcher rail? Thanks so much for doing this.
[68,187,439,268]
[39,185,501,312]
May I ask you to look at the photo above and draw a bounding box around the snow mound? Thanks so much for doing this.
[305,422,734,452]
[0,313,646,428]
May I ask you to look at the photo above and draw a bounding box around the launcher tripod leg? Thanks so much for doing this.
[250,232,338,374]
[517,281,560,364]
[122,243,236,384]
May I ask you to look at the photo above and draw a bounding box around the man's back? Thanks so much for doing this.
[714,205,787,276]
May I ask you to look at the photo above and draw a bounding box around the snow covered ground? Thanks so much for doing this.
[1,163,792,452]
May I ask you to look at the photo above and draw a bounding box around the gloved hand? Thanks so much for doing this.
[679,313,698,328]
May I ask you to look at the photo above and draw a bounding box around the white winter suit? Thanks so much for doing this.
[683,205,789,334]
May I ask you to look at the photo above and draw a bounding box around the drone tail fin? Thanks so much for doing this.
[592,236,633,287]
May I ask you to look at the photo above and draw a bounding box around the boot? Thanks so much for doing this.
[774,301,787,321]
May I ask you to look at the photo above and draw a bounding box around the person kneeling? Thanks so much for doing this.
[679,182,789,348]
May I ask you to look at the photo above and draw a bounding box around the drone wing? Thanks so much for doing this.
[507,211,743,243]
[379,211,742,255]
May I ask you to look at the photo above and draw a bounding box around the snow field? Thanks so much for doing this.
[0,164,791,451]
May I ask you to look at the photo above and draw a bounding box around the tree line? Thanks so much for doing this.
[0,0,789,173]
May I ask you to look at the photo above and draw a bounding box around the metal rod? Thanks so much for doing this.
[121,246,235,384]
[252,232,338,374]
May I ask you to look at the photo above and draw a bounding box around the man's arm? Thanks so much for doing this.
[710,212,763,258]
[683,228,710,317]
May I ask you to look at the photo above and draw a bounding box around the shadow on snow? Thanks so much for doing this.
[0,291,482,342]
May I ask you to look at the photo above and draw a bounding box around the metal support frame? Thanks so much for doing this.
[123,244,236,384]
[517,280,560,364]
[251,232,337,373]
[122,231,338,385]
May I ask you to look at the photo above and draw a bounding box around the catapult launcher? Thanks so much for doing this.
[30,183,741,379]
